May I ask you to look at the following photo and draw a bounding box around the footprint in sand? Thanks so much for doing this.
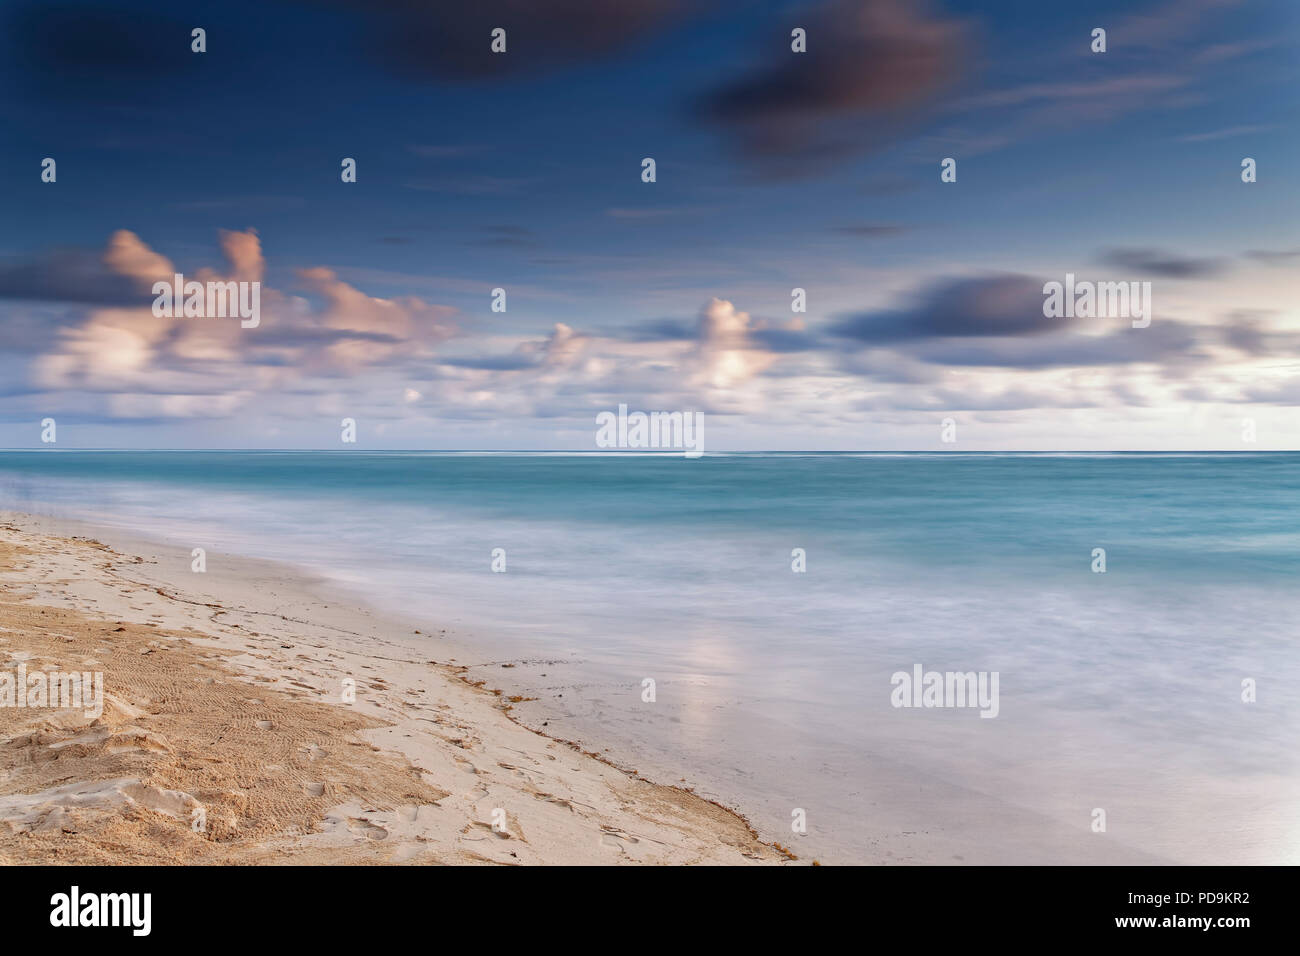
[303,782,325,797]
[255,720,273,730]
[599,826,640,852]
[347,817,389,840]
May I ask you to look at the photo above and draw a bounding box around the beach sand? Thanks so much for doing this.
[0,515,790,865]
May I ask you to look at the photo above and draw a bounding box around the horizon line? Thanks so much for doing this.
[1,448,1295,455]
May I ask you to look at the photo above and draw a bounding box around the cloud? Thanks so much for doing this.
[750,326,820,353]
[1217,311,1300,359]
[831,275,1055,343]
[335,0,690,81]
[469,226,540,249]
[906,321,1206,370]
[296,266,457,370]
[442,354,541,371]
[1244,249,1300,266]
[103,229,176,283]
[14,228,1292,432]
[219,229,265,283]
[25,230,460,417]
[521,322,590,368]
[622,318,696,342]
[689,297,781,389]
[826,272,1234,372]
[1108,0,1244,52]
[1177,123,1276,142]
[3,1,197,104]
[0,240,158,307]
[403,175,534,195]
[606,207,709,220]
[0,228,255,310]
[1240,380,1300,407]
[938,0,1263,157]
[697,0,968,171]
[1098,247,1229,279]
[961,75,1189,111]
[830,223,906,237]
[425,299,790,419]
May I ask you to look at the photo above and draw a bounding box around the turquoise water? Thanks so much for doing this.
[3,450,1298,862]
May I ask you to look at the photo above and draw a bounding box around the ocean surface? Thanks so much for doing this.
[2,450,1297,863]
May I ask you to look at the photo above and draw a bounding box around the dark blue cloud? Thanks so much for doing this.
[831,275,1053,344]
[315,0,693,81]
[697,0,969,171]
[0,248,151,306]
[1098,247,1229,279]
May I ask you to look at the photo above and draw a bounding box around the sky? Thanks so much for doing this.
[0,0,1297,450]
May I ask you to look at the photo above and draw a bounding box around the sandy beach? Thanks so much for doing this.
[0,512,790,865]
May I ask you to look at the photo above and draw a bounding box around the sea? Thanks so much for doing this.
[2,450,1296,863]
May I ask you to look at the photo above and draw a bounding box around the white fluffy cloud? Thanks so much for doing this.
[11,229,1300,449]
[29,230,459,418]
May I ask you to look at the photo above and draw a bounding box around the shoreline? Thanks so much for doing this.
[0,510,793,864]
[5,500,1240,866]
